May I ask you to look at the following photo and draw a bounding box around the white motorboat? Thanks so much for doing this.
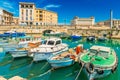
[28,38,68,62]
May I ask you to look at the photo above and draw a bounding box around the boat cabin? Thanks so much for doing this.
[89,46,111,58]
[43,38,62,46]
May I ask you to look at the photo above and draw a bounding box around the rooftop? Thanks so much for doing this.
[36,8,57,14]
[19,2,35,5]
[0,8,13,15]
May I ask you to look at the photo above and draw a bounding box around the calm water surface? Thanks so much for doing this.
[0,38,120,80]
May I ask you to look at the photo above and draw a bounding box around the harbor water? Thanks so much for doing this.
[0,38,120,80]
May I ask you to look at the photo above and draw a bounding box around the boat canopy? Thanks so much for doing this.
[90,46,110,53]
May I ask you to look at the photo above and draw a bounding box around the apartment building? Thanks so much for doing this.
[34,8,57,25]
[0,9,13,25]
[19,2,58,26]
[19,2,35,25]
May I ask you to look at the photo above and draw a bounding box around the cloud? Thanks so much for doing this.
[43,4,61,9]
[0,0,18,16]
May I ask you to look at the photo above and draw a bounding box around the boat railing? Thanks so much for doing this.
[31,44,67,53]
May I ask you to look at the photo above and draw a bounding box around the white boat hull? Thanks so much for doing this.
[9,50,28,58]
[33,47,68,62]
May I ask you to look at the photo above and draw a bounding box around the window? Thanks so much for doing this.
[30,17,32,20]
[36,11,38,13]
[26,5,28,8]
[40,19,42,21]
[47,41,54,45]
[56,40,61,45]
[26,10,28,12]
[30,5,33,8]
[21,5,24,8]
[30,10,32,15]
[26,10,28,16]
[26,17,28,20]
[30,22,32,25]
[40,15,43,17]
[30,10,32,13]
[22,17,24,20]
[39,11,42,13]
[43,40,47,44]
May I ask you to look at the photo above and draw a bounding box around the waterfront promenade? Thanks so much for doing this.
[0,25,120,39]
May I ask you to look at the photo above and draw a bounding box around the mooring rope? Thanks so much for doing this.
[75,63,85,80]
[0,56,12,59]
[1,60,33,77]
[37,69,51,77]
[27,62,50,79]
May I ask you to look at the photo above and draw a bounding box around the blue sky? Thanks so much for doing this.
[0,0,120,24]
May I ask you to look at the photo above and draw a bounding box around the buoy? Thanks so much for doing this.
[76,46,83,55]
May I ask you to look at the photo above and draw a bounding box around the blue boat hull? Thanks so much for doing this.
[71,35,82,40]
[48,58,75,68]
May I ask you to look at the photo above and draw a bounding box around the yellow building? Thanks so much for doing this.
[19,2,58,26]
[0,9,13,25]
[34,8,57,25]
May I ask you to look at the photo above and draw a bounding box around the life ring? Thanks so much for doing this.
[96,69,104,75]
[86,63,94,74]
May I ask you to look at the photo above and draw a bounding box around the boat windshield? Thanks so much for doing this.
[90,49,97,54]
[43,40,47,44]
[55,40,61,45]
[47,41,55,45]
[98,50,109,58]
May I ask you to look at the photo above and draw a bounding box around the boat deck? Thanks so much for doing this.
[80,51,116,67]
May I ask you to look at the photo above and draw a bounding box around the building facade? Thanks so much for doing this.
[97,19,120,28]
[71,16,95,26]
[0,9,13,25]
[19,2,58,26]
[34,8,57,26]
[19,2,35,25]
[12,17,19,25]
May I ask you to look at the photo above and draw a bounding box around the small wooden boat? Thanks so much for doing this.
[86,36,95,42]
[8,48,29,58]
[97,36,107,42]
[71,34,82,40]
[47,44,83,68]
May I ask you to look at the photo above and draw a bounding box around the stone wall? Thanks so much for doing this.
[0,25,119,39]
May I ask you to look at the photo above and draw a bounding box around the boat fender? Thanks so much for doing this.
[86,63,94,74]
[96,69,104,75]
[111,65,117,73]
[79,62,83,67]
[70,55,76,60]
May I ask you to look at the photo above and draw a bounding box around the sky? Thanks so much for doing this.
[0,0,120,24]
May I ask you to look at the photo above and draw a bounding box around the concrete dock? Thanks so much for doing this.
[0,76,27,80]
